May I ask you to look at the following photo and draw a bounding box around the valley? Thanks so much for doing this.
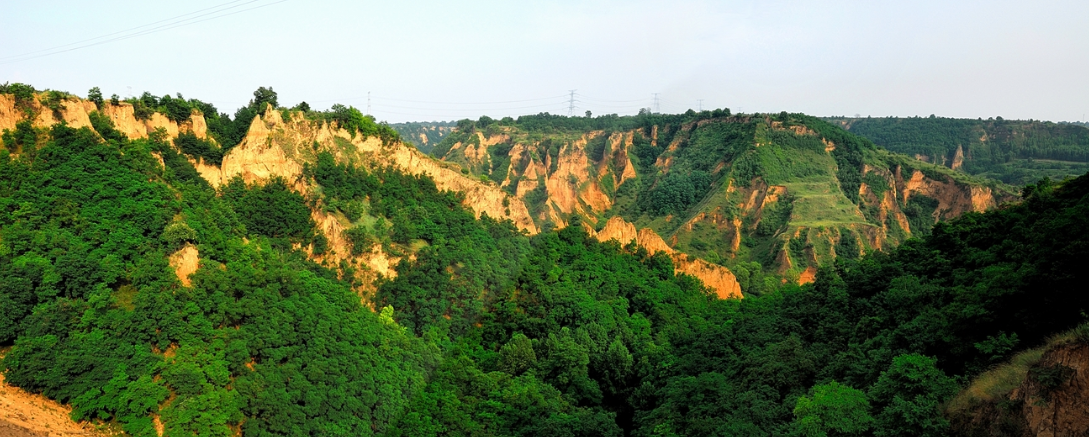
[1,84,1087,437]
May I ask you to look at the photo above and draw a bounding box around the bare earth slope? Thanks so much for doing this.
[0,372,111,437]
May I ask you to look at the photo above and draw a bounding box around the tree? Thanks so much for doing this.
[251,86,278,112]
[869,354,957,437]
[87,87,103,109]
[793,381,873,437]
[499,333,537,375]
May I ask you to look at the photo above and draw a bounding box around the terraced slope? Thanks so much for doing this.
[433,112,1018,289]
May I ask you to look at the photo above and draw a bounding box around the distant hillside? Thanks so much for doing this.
[432,111,1018,290]
[390,121,455,153]
[828,116,1089,185]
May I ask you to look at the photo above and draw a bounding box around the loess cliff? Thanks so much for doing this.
[588,217,742,299]
[1,93,536,295]
[950,332,1089,437]
[433,114,1018,288]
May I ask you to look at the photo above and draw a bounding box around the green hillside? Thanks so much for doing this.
[3,85,1088,436]
[391,121,455,154]
[433,111,1018,289]
[829,116,1089,185]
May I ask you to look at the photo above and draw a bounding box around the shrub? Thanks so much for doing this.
[41,90,67,119]
[174,132,223,165]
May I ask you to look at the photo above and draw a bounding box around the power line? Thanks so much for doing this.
[578,95,648,103]
[371,101,564,111]
[0,0,289,65]
[307,94,567,105]
[0,0,249,61]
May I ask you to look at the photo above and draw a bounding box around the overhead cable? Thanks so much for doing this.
[0,0,289,65]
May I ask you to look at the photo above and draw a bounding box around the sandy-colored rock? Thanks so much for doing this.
[901,169,997,219]
[1017,343,1089,437]
[31,97,97,131]
[0,371,112,436]
[673,255,745,299]
[798,266,817,285]
[102,102,147,139]
[186,110,209,139]
[592,217,742,299]
[0,94,18,132]
[186,106,538,236]
[169,244,200,287]
[952,145,965,171]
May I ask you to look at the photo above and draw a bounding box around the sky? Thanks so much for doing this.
[2,0,1087,123]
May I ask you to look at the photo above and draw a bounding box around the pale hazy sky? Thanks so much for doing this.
[2,1,1087,123]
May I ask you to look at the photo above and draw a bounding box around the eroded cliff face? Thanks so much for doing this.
[951,341,1089,437]
[0,92,209,142]
[590,217,742,299]
[5,95,534,295]
[898,167,998,218]
[199,109,536,234]
[0,371,112,437]
[445,129,636,227]
[168,244,200,287]
[187,107,537,292]
[431,118,1016,286]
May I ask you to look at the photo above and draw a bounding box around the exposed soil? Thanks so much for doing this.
[0,373,110,436]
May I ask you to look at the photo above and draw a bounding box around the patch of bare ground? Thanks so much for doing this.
[0,371,114,436]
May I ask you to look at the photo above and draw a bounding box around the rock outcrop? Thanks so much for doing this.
[431,117,1018,283]
[2,95,534,295]
[0,371,110,436]
[0,92,210,142]
[168,244,200,287]
[590,217,742,299]
[951,340,1089,437]
[197,108,538,234]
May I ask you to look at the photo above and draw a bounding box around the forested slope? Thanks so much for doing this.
[3,85,1088,436]
[829,116,1089,185]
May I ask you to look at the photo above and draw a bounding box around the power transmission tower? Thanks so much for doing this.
[366,92,371,116]
[567,90,578,116]
[653,93,660,113]
[698,99,703,111]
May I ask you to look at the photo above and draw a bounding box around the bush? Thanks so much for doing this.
[344,226,376,256]
[162,221,197,251]
[174,132,223,165]
[41,91,67,119]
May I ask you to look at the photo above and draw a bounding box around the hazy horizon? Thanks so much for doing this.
[2,0,1087,124]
